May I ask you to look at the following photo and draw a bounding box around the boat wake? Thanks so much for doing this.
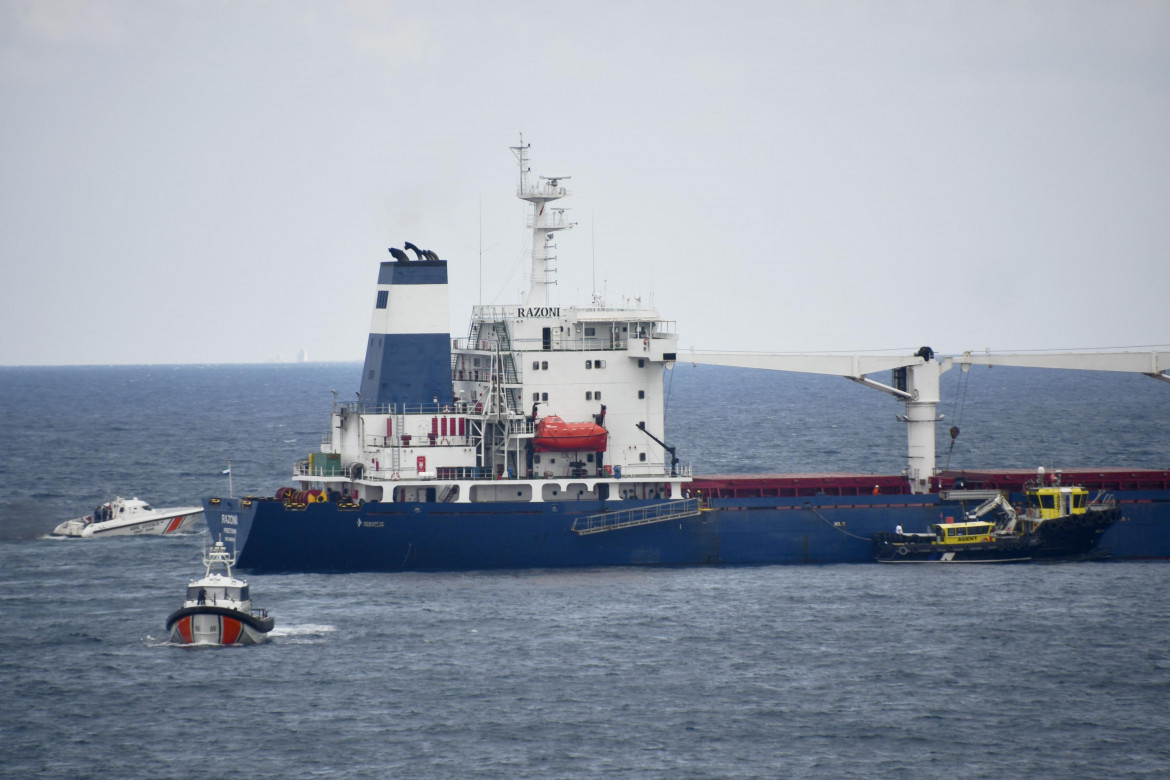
[268,623,336,642]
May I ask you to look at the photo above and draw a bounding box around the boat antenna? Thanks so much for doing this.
[223,459,233,498]
[478,194,483,306]
[591,211,597,304]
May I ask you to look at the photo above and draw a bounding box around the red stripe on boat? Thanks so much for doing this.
[176,616,193,644]
[165,516,185,533]
[221,617,243,645]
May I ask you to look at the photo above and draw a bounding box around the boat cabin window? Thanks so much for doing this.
[1072,493,1087,509]
[143,505,153,511]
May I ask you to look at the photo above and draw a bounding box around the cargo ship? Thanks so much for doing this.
[202,138,1170,572]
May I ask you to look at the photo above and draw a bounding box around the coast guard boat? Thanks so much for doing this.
[166,540,274,646]
[201,138,1170,572]
[52,497,202,538]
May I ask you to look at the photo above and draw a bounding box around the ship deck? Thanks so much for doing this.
[691,469,1170,498]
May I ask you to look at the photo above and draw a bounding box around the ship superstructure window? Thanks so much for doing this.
[542,361,548,370]
[639,453,647,462]
[586,360,592,369]
[586,392,592,400]
[638,390,645,399]
[585,327,595,336]
[533,393,540,402]
[638,359,645,368]
[376,290,388,309]
[542,393,548,401]
[533,361,540,370]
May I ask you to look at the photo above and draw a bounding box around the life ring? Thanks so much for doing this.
[443,405,450,412]
[897,546,908,556]
[643,338,648,348]
[440,438,449,445]
[390,473,400,481]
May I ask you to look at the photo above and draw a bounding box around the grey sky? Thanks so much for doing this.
[2,1,1168,365]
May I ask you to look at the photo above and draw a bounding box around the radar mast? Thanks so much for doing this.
[511,134,574,306]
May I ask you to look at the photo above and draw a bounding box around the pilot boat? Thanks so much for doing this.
[872,469,1121,563]
[166,540,274,645]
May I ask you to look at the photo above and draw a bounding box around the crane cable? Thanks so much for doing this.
[944,366,972,472]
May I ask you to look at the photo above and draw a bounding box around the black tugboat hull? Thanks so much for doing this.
[873,534,1035,563]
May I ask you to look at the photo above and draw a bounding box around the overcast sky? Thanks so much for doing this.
[2,1,1168,365]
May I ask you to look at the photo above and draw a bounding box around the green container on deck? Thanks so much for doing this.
[310,452,342,476]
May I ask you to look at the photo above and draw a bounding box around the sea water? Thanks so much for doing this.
[1,362,1168,778]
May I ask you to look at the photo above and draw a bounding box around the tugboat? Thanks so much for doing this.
[872,469,1121,563]
[52,496,202,538]
[166,540,274,645]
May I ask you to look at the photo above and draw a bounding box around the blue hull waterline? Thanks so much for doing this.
[202,138,1170,573]
[203,483,1170,573]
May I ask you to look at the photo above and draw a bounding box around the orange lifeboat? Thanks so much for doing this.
[533,416,608,452]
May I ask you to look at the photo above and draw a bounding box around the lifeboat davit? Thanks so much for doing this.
[533,416,608,452]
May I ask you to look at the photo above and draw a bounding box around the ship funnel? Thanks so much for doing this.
[404,241,424,260]
[359,248,454,407]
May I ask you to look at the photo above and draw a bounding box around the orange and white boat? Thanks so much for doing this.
[166,540,274,646]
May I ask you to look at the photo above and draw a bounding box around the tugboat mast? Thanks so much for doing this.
[511,134,573,306]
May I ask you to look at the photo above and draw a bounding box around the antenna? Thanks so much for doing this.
[478,194,483,306]
[591,211,596,303]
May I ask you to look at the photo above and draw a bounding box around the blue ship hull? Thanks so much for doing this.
[203,486,1170,572]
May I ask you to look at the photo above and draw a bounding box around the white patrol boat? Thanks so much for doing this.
[166,540,274,646]
[52,496,203,538]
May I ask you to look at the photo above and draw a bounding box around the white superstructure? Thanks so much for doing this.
[293,139,687,508]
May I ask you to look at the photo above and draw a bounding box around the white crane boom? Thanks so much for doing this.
[687,348,1170,493]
